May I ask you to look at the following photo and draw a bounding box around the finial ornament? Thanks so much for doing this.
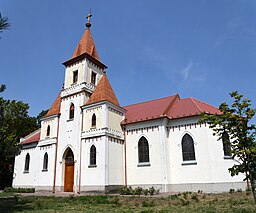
[86,9,92,28]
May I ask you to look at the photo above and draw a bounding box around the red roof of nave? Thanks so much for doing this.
[122,95,221,124]
[20,129,40,145]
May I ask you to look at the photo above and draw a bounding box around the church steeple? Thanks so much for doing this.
[71,11,100,61]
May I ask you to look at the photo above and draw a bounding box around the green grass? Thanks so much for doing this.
[0,192,256,212]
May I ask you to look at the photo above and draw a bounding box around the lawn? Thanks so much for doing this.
[0,191,256,212]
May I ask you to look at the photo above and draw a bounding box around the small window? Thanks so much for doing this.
[181,134,196,161]
[89,145,96,166]
[46,125,50,137]
[24,153,30,173]
[91,72,96,85]
[73,70,78,84]
[43,153,48,171]
[222,131,231,157]
[91,114,96,128]
[138,137,150,163]
[69,103,74,120]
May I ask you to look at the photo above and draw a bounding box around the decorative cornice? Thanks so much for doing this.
[81,127,124,139]
[61,82,95,98]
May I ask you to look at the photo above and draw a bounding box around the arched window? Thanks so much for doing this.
[138,137,149,163]
[46,125,50,137]
[90,145,96,166]
[24,153,30,172]
[69,103,74,120]
[91,114,96,128]
[43,153,48,171]
[222,131,231,157]
[181,134,196,161]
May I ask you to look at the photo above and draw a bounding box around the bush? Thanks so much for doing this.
[3,187,35,193]
[120,186,159,196]
[237,188,242,192]
[229,188,235,194]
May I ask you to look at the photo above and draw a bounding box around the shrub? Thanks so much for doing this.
[236,188,242,192]
[134,187,143,196]
[229,188,235,194]
[3,187,35,193]
[143,189,149,195]
[148,187,156,196]
[191,193,199,202]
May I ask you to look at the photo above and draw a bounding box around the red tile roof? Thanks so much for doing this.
[122,95,221,124]
[72,27,100,61]
[20,129,40,145]
[122,95,179,124]
[43,92,61,118]
[84,74,120,107]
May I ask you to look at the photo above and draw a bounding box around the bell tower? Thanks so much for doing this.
[55,12,107,192]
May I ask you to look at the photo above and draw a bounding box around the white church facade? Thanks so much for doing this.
[13,15,245,193]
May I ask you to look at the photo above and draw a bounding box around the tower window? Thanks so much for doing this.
[69,103,75,120]
[91,72,96,85]
[43,152,48,171]
[24,153,30,173]
[91,114,96,128]
[46,125,50,137]
[73,70,78,84]
[89,145,97,166]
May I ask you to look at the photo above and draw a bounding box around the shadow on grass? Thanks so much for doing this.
[0,196,33,213]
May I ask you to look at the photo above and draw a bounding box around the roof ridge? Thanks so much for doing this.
[123,95,178,108]
[190,97,204,112]
[162,94,180,116]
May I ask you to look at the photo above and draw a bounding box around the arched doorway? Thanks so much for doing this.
[64,148,74,192]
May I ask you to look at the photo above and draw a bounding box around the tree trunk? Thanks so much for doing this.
[249,172,256,204]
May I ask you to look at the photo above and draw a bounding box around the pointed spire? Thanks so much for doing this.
[85,74,120,107]
[71,11,100,61]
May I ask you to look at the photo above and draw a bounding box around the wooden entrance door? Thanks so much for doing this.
[64,162,74,192]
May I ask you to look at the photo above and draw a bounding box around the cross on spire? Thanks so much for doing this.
[86,10,92,28]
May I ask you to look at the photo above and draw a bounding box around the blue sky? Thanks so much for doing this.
[1,0,256,119]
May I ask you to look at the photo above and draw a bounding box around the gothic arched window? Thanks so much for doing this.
[138,137,149,163]
[91,114,96,128]
[24,153,30,172]
[222,131,231,157]
[69,103,75,120]
[43,153,48,171]
[46,125,50,137]
[181,134,196,161]
[90,145,96,166]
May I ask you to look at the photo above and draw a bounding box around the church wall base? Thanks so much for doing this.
[168,181,246,193]
[128,181,246,193]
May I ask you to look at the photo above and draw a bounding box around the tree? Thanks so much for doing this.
[0,87,38,189]
[0,13,10,38]
[200,91,256,203]
[36,109,49,127]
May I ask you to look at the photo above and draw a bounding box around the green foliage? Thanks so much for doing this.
[200,91,256,203]
[229,188,235,194]
[0,88,38,189]
[0,13,10,38]
[36,109,49,127]
[120,186,159,196]
[3,187,35,193]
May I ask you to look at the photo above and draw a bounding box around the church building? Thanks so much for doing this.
[13,14,245,193]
